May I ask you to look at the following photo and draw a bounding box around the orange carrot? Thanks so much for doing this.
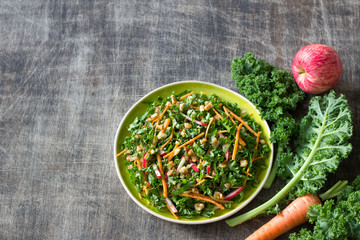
[212,108,223,120]
[165,200,179,219]
[223,106,236,124]
[161,118,171,133]
[163,132,205,158]
[179,91,195,101]
[181,193,225,210]
[224,106,259,137]
[245,194,322,240]
[162,178,168,198]
[157,153,164,176]
[160,126,174,150]
[116,149,127,157]
[232,122,244,160]
[255,131,261,150]
[153,102,171,123]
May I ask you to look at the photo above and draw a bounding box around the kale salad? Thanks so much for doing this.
[116,90,271,219]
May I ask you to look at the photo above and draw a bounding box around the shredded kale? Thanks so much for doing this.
[119,90,270,219]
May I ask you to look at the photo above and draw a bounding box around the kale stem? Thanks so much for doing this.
[319,180,348,201]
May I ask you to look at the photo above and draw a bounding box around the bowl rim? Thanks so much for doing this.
[113,80,273,224]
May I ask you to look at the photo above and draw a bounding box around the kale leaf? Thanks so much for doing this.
[289,175,360,240]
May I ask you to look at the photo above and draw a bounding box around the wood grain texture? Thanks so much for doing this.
[0,1,359,239]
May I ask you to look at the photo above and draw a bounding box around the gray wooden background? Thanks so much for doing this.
[1,1,359,239]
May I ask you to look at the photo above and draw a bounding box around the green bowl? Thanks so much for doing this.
[113,81,273,224]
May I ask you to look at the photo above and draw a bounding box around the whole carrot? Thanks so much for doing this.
[246,194,321,240]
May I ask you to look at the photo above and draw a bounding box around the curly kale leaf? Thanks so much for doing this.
[232,52,305,122]
[280,90,353,198]
[289,175,360,240]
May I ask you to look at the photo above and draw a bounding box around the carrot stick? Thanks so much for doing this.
[153,102,171,123]
[181,193,225,210]
[245,194,322,240]
[212,108,223,120]
[223,106,236,124]
[232,122,244,160]
[160,126,174,150]
[255,131,261,150]
[162,178,168,198]
[116,149,127,157]
[224,106,259,137]
[161,118,171,133]
[163,132,205,158]
[157,153,164,176]
[205,117,214,139]
[179,91,195,101]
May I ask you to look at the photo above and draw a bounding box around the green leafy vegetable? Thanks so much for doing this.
[226,90,353,227]
[232,52,306,188]
[290,175,360,240]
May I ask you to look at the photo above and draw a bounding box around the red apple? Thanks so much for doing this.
[292,44,343,94]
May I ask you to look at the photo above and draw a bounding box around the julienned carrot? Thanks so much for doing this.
[245,194,322,240]
[161,118,171,133]
[116,149,127,157]
[205,117,214,139]
[153,102,171,123]
[160,126,174,150]
[212,108,223,120]
[223,106,236,124]
[224,106,259,137]
[163,132,205,158]
[255,131,261,150]
[179,91,195,101]
[232,122,244,160]
[162,178,168,198]
[181,193,225,210]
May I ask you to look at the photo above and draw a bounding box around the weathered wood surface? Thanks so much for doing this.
[1,1,359,239]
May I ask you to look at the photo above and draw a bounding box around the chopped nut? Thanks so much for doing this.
[180,129,186,137]
[136,145,144,153]
[146,113,158,122]
[260,139,266,145]
[149,149,155,155]
[167,170,175,176]
[179,103,184,112]
[191,156,198,162]
[214,191,224,200]
[204,101,213,111]
[211,137,218,148]
[214,114,221,121]
[240,159,248,167]
[194,202,205,211]
[184,123,192,129]
[218,162,228,168]
[157,132,167,139]
[179,166,188,175]
[174,148,181,156]
[199,105,205,112]
[171,95,177,105]
[224,183,231,188]
[200,138,207,145]
[240,110,247,116]
[191,187,200,194]
[127,165,133,169]
[134,134,141,139]
[167,161,175,170]
[156,124,163,130]
[187,149,195,157]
